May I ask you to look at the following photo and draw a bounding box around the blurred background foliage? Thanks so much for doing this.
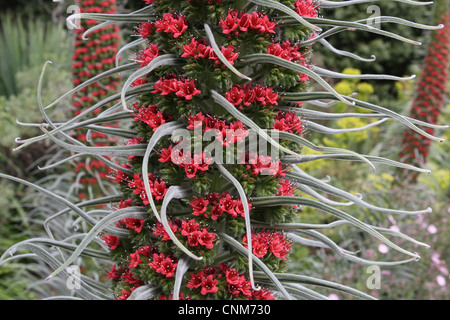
[0,0,448,300]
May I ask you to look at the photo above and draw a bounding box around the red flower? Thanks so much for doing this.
[167,15,189,38]
[225,268,241,285]
[238,276,252,296]
[238,13,251,32]
[153,221,178,241]
[159,145,174,163]
[138,245,154,257]
[187,112,205,130]
[129,251,142,269]
[134,104,168,131]
[220,12,239,35]
[155,13,188,38]
[269,233,291,261]
[123,218,145,233]
[234,199,252,218]
[274,111,304,134]
[151,180,168,201]
[193,152,213,172]
[294,0,319,18]
[181,219,201,237]
[198,228,216,249]
[200,274,219,295]
[102,234,120,250]
[225,84,244,106]
[252,288,275,300]
[152,77,179,95]
[182,38,199,58]
[187,271,204,289]
[149,253,177,278]
[277,179,295,196]
[220,45,239,65]
[137,44,159,68]
[117,289,131,300]
[107,264,121,281]
[189,196,210,216]
[220,193,237,217]
[211,204,224,220]
[136,22,155,39]
[160,257,178,278]
[176,79,202,100]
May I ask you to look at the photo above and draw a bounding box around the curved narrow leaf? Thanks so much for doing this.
[217,164,258,290]
[204,24,252,81]
[271,129,376,170]
[318,38,376,62]
[45,207,150,280]
[173,256,191,300]
[121,54,182,111]
[141,122,185,223]
[286,167,433,215]
[240,53,354,106]
[160,186,203,261]
[253,271,376,300]
[251,195,421,259]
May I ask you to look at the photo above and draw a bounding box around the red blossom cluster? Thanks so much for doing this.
[225,83,279,109]
[133,103,171,132]
[155,12,189,38]
[243,231,292,260]
[159,145,212,179]
[220,10,277,36]
[276,178,295,197]
[182,38,240,66]
[127,173,169,204]
[266,40,310,81]
[294,0,319,18]
[189,192,252,220]
[153,219,217,249]
[186,112,249,146]
[186,264,274,299]
[136,44,160,67]
[400,13,450,169]
[107,247,180,300]
[136,21,156,39]
[274,110,304,134]
[243,153,285,177]
[152,75,202,100]
[149,253,178,277]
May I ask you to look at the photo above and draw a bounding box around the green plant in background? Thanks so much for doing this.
[315,0,432,106]
[0,0,447,301]
[0,12,72,98]
[0,11,74,300]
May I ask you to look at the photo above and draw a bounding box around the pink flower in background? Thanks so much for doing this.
[436,275,446,287]
[328,294,339,300]
[390,225,400,233]
[378,244,389,254]
[427,224,437,234]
